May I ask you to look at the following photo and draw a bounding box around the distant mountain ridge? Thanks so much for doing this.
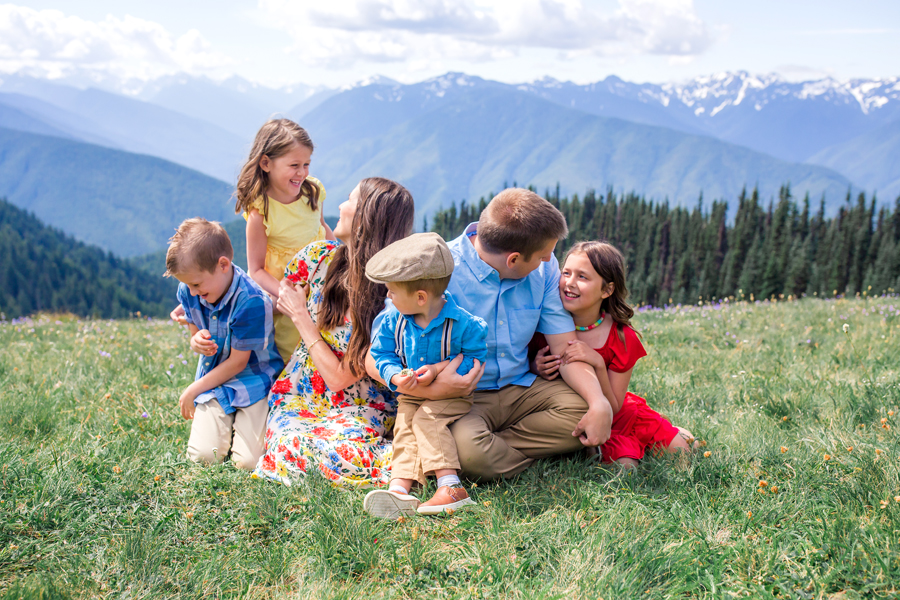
[0,197,174,319]
[0,126,236,257]
[301,74,854,217]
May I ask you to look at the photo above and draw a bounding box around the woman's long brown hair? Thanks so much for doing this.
[318,177,415,376]
[565,241,636,341]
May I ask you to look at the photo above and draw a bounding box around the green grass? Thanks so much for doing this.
[1,297,899,599]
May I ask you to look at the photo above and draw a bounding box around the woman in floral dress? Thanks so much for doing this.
[252,177,415,487]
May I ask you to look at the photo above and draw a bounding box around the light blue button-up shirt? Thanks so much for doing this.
[446,223,575,390]
[371,291,488,392]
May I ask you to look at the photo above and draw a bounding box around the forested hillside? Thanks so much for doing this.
[431,186,900,306]
[0,199,174,319]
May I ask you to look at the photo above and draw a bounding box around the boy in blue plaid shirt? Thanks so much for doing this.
[165,218,283,470]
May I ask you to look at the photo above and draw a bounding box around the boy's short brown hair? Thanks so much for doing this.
[477,188,568,259]
[392,275,453,298]
[164,218,233,276]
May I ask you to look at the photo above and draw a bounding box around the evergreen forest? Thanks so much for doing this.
[0,198,175,319]
[429,185,900,307]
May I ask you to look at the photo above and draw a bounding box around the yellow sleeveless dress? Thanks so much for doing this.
[244,176,326,363]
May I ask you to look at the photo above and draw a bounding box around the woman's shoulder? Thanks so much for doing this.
[297,240,339,265]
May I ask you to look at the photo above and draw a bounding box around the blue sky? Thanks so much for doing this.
[2,1,897,88]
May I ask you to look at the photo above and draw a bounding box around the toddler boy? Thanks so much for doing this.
[165,218,284,470]
[362,233,487,519]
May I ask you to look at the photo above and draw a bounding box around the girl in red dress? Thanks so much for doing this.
[531,241,697,468]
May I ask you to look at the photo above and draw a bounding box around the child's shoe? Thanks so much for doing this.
[416,486,475,515]
[363,489,420,520]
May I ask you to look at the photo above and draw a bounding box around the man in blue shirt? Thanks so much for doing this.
[378,189,614,480]
[166,218,284,470]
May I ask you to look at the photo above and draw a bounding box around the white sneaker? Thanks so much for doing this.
[363,489,420,519]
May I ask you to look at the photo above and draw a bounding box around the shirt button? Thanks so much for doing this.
[212,316,217,321]
[421,334,425,338]
[499,320,504,325]
[420,357,424,361]
[500,352,506,357]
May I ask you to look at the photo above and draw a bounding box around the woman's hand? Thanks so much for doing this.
[170,304,187,326]
[276,279,311,325]
[533,345,560,380]
[560,340,600,368]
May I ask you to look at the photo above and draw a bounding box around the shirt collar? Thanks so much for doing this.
[199,265,240,310]
[401,291,467,333]
[458,222,495,283]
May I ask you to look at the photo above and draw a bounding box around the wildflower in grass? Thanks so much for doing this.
[895,496,900,503]
[113,465,121,474]
[703,451,711,458]
[141,412,149,418]
[875,449,883,456]
[890,411,895,417]
[770,486,779,493]
[782,416,789,422]
[843,323,850,333]
[824,454,832,461]
[154,475,160,481]
[759,480,768,488]
[747,511,752,518]
[847,446,853,452]
[780,446,788,453]
[880,500,889,509]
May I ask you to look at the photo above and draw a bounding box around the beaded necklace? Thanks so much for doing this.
[574,311,605,332]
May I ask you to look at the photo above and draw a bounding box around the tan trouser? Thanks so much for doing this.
[391,395,473,485]
[186,399,269,471]
[449,378,588,481]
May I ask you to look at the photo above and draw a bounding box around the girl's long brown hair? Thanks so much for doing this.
[233,119,319,218]
[565,241,636,341]
[318,177,415,376]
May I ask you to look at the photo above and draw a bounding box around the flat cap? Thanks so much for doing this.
[365,232,454,284]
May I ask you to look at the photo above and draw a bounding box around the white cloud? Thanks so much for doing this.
[0,4,232,80]
[260,0,713,67]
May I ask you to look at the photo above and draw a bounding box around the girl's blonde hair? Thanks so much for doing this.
[234,119,319,218]
[565,241,636,338]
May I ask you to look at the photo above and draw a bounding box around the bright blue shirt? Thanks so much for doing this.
[177,265,284,414]
[446,223,575,390]
[371,291,488,392]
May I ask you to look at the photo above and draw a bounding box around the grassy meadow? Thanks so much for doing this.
[1,296,899,599]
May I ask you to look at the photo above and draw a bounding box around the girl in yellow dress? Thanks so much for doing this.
[235,119,334,363]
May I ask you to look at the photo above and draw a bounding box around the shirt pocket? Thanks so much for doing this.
[508,308,541,347]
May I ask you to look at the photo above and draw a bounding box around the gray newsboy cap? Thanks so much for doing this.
[365,232,454,284]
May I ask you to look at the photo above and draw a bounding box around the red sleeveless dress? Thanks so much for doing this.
[531,326,679,462]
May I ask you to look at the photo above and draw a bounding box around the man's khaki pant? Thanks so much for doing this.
[450,378,588,480]
[186,399,268,471]
[391,395,473,485]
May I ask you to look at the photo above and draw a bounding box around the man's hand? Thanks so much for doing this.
[572,404,613,447]
[533,345,560,380]
[179,385,199,420]
[190,329,218,356]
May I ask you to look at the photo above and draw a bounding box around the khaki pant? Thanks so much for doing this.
[450,378,588,481]
[391,395,473,485]
[186,399,269,471]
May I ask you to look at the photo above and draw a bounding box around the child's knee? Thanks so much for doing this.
[186,443,227,465]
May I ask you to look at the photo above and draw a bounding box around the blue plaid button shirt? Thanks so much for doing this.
[177,265,284,414]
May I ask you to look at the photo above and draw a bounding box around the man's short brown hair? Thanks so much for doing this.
[164,218,233,276]
[477,188,568,259]
[392,275,452,298]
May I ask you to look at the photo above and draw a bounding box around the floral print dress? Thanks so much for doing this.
[252,240,397,488]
